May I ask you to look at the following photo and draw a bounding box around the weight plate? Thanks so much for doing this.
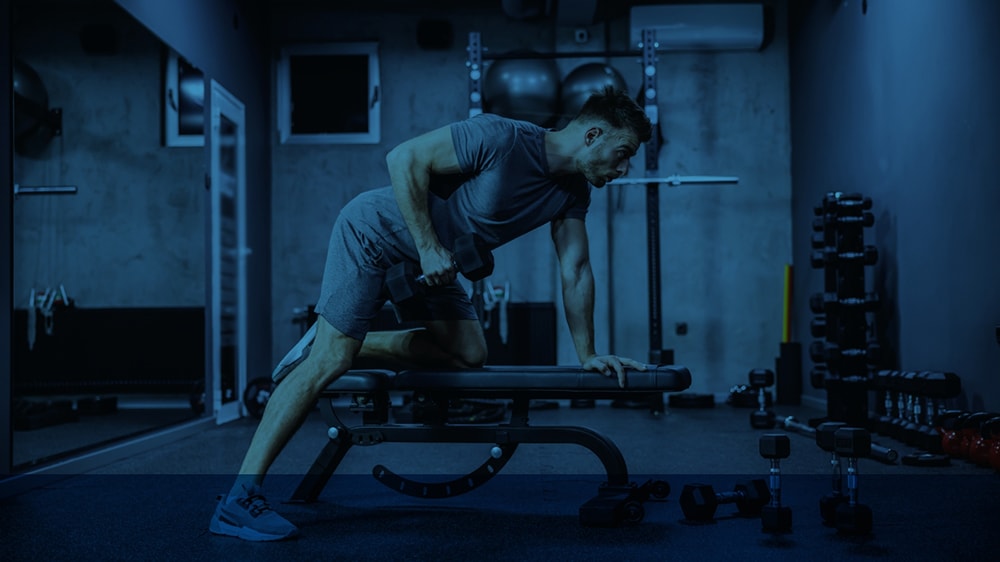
[901,452,950,467]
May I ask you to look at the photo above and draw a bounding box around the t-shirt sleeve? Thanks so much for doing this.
[560,177,591,221]
[450,114,517,175]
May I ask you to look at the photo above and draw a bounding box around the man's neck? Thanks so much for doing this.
[544,124,585,176]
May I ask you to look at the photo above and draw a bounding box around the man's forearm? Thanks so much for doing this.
[387,149,441,255]
[562,264,597,363]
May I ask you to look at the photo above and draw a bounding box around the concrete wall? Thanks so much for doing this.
[3,0,14,475]
[269,4,793,395]
[12,5,204,308]
[789,0,1000,409]
[116,0,274,384]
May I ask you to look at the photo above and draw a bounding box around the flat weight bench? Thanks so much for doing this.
[289,364,692,526]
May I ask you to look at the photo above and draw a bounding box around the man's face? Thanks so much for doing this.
[578,127,640,188]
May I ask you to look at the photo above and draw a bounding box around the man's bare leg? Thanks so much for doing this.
[210,317,361,541]
[234,317,361,491]
[356,318,487,369]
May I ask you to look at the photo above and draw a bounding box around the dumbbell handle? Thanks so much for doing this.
[869,443,898,464]
[768,460,782,507]
[845,458,861,506]
[413,260,460,284]
[716,490,747,503]
[780,416,815,437]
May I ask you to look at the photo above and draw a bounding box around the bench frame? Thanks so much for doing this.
[288,365,690,526]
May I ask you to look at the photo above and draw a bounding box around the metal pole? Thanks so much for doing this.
[641,29,663,365]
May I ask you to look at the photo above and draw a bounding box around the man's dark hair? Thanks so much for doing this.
[575,86,652,143]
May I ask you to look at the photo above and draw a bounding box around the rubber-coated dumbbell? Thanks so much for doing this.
[809,342,880,369]
[969,416,1000,467]
[759,433,792,533]
[834,427,873,535]
[385,234,494,306]
[809,292,880,314]
[679,480,771,523]
[814,422,847,526]
[937,410,967,455]
[991,425,1000,471]
[749,368,776,429]
[943,412,990,459]
[809,246,878,268]
[958,412,996,459]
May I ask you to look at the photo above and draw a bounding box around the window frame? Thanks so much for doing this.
[276,42,381,145]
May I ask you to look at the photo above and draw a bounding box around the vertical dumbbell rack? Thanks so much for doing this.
[808,193,880,427]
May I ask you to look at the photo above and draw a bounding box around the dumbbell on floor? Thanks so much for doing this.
[834,427,873,535]
[749,368,776,429]
[760,434,792,534]
[385,234,494,306]
[679,480,771,523]
[816,422,847,526]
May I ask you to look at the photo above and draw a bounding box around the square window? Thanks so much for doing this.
[277,42,381,144]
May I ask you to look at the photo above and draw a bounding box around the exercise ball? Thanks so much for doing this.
[14,59,57,157]
[483,54,560,126]
[559,63,628,120]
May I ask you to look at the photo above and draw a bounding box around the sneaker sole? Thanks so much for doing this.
[209,518,298,542]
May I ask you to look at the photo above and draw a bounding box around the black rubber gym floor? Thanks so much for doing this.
[3,399,998,561]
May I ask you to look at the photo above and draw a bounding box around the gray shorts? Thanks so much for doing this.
[315,201,478,341]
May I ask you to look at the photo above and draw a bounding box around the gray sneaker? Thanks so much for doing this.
[209,484,299,541]
[272,323,317,383]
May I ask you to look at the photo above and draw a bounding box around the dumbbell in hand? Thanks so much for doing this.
[385,234,494,305]
[834,427,873,535]
[760,433,792,533]
[749,368,776,429]
[679,480,771,523]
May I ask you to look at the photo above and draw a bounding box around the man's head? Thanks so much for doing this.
[570,86,652,187]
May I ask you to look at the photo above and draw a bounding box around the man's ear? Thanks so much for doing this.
[585,127,603,146]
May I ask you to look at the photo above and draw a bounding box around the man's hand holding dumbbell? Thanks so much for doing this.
[387,234,495,306]
[417,243,458,287]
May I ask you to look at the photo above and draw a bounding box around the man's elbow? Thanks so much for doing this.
[385,143,408,171]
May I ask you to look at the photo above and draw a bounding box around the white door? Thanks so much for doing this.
[209,80,248,424]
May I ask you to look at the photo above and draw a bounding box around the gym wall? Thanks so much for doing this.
[267,5,794,397]
[12,5,204,308]
[789,0,1000,410]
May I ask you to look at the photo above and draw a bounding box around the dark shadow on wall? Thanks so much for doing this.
[871,208,898,372]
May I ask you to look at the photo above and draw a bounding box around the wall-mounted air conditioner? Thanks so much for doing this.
[629,3,772,52]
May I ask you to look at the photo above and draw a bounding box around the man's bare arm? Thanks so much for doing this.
[385,126,463,285]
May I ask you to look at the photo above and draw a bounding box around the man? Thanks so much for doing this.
[210,86,653,541]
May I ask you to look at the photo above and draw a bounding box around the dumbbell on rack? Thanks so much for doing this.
[809,292,881,315]
[679,480,771,524]
[809,341,882,370]
[385,233,494,308]
[810,246,879,268]
[759,434,792,534]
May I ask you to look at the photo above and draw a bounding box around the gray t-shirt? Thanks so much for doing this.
[349,114,590,261]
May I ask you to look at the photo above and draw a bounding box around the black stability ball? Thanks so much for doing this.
[559,62,628,121]
[483,54,561,126]
[13,59,59,157]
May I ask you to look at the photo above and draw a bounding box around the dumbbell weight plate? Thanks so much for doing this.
[900,452,950,467]
[244,377,276,419]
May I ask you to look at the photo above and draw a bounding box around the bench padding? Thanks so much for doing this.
[324,364,691,395]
